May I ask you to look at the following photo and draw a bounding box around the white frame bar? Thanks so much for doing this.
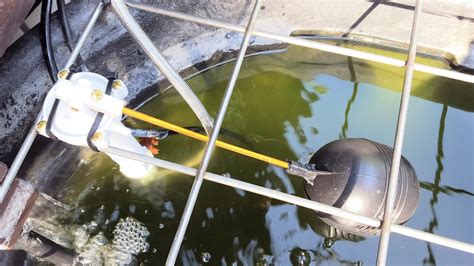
[377,0,424,264]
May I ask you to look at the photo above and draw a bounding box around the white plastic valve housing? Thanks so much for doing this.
[39,72,153,179]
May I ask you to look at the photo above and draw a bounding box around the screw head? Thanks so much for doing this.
[58,69,70,80]
[91,89,103,101]
[36,120,47,132]
[92,132,103,142]
[112,80,123,90]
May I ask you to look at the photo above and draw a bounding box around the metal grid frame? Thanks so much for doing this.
[1,0,473,265]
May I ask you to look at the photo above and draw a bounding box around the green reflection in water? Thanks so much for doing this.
[57,43,473,265]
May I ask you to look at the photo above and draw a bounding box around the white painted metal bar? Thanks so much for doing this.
[0,2,105,203]
[126,1,474,84]
[390,224,474,254]
[376,0,424,264]
[166,1,261,264]
[103,146,474,254]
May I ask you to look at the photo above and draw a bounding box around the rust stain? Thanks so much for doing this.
[0,179,38,249]
[8,186,38,249]
[0,178,19,215]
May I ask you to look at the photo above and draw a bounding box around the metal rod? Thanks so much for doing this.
[376,0,424,264]
[111,0,214,134]
[123,107,289,168]
[103,146,474,254]
[105,147,379,227]
[64,1,105,70]
[165,1,261,264]
[390,223,473,254]
[0,116,41,203]
[0,3,105,203]
[126,1,474,84]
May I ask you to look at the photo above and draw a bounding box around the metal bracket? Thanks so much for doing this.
[285,160,334,185]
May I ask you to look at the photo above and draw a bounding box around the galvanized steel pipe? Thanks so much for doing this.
[376,0,424,264]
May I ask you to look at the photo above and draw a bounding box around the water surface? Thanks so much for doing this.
[59,43,474,265]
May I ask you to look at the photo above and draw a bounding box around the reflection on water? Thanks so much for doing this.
[54,44,473,265]
[339,57,359,140]
[420,105,474,265]
[422,104,447,265]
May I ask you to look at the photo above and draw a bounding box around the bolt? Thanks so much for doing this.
[36,120,47,132]
[57,69,70,80]
[91,89,103,101]
[323,238,334,249]
[112,80,123,90]
[92,132,103,142]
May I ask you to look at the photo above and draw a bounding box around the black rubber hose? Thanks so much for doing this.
[40,0,59,83]
[57,0,75,51]
[57,0,85,70]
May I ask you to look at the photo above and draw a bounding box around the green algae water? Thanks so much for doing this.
[57,43,473,265]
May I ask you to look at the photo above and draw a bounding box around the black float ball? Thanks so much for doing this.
[305,138,420,236]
